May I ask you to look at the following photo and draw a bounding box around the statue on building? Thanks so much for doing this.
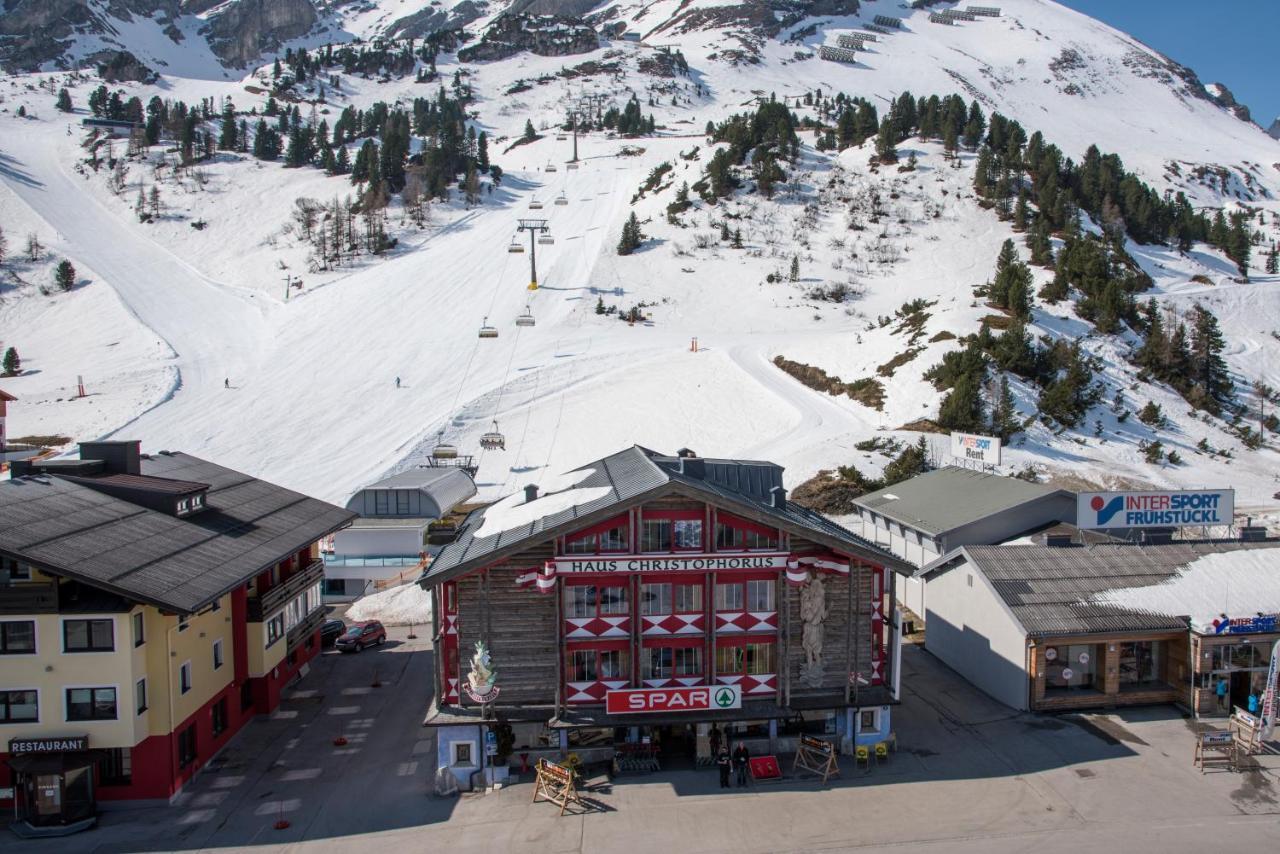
[466,641,498,700]
[800,574,829,688]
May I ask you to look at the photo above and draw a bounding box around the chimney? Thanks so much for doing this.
[1240,526,1267,542]
[79,440,141,475]
[524,484,539,504]
[1141,530,1173,545]
[770,485,787,510]
[1045,533,1074,548]
[676,448,697,459]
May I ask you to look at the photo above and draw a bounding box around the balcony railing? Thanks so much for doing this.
[0,582,58,614]
[286,607,326,649]
[248,559,324,622]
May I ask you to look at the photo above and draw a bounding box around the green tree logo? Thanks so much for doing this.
[715,688,736,708]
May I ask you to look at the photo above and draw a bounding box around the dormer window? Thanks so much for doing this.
[562,515,630,555]
[174,491,207,517]
[714,513,780,552]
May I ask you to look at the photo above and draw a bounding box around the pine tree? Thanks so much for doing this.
[617,212,643,256]
[134,185,147,221]
[789,255,800,282]
[992,319,1037,379]
[1135,300,1166,373]
[523,119,537,142]
[1266,244,1279,275]
[477,131,489,173]
[732,228,743,249]
[252,120,281,161]
[2,347,19,376]
[992,374,1020,440]
[56,88,73,113]
[218,100,237,150]
[962,101,985,150]
[54,259,76,291]
[464,162,480,206]
[1027,216,1053,267]
[335,146,350,175]
[1189,303,1233,407]
[938,371,986,432]
[1012,189,1029,232]
[873,118,898,164]
[972,146,992,197]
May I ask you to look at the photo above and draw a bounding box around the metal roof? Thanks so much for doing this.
[0,452,357,614]
[421,446,911,586]
[930,542,1280,637]
[346,467,476,519]
[851,466,1070,537]
[65,472,209,495]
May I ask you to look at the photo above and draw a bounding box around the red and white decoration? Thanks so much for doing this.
[870,567,885,685]
[564,615,630,639]
[641,676,704,689]
[567,679,630,703]
[715,611,778,634]
[785,555,850,585]
[641,613,705,635]
[716,673,777,696]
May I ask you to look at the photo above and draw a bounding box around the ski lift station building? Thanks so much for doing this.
[324,468,477,599]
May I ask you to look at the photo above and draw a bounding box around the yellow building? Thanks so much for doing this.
[0,441,353,835]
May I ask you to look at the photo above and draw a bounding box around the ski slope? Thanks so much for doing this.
[1,0,1278,521]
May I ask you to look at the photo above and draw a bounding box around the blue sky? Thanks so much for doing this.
[1059,0,1279,126]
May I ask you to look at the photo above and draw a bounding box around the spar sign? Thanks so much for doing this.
[949,432,1002,466]
[605,685,742,715]
[1076,489,1234,530]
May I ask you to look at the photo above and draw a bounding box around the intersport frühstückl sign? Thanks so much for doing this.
[605,685,742,715]
[949,432,1002,465]
[1076,489,1234,530]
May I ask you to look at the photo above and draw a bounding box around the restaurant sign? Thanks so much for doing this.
[555,553,790,574]
[9,736,88,754]
[605,685,742,715]
[1076,489,1234,530]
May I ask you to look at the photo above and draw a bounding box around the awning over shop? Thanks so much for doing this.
[7,751,99,774]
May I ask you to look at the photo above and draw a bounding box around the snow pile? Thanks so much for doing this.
[1092,548,1280,630]
[347,582,432,626]
[474,466,611,538]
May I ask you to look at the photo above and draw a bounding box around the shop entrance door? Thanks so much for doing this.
[1231,671,1252,713]
[24,773,63,826]
[653,725,696,768]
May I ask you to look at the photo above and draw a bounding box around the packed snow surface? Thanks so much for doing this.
[346,582,432,626]
[474,466,611,538]
[1092,548,1280,631]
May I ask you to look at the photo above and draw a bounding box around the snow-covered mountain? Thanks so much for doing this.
[2,0,1279,527]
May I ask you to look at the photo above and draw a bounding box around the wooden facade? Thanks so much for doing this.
[1028,631,1184,712]
[427,493,896,726]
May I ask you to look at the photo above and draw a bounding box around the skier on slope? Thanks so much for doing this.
[224,378,229,389]
[395,376,401,389]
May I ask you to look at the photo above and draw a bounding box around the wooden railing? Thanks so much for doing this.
[0,582,58,614]
[286,607,326,649]
[247,559,324,622]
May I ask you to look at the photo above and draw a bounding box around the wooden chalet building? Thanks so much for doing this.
[419,447,912,788]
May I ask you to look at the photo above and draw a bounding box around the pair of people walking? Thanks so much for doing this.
[715,738,750,788]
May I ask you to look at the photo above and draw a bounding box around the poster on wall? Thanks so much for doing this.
[949,432,1001,466]
[1075,489,1234,530]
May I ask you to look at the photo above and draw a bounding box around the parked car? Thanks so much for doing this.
[335,620,386,653]
[320,619,346,647]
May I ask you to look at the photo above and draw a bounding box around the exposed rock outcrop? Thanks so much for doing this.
[94,48,159,83]
[1268,118,1280,141]
[0,0,174,71]
[457,14,598,63]
[384,0,482,40]
[1204,82,1251,123]
[202,0,318,68]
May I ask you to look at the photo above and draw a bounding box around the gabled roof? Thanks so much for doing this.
[851,466,1071,537]
[0,451,357,614]
[920,542,1280,638]
[0,389,16,402]
[420,446,912,586]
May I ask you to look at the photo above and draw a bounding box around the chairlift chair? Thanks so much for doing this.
[545,161,558,172]
[479,317,499,339]
[515,307,536,327]
[432,430,458,460]
[529,198,544,210]
[566,162,580,170]
[507,237,525,254]
[556,134,567,141]
[480,421,506,450]
[554,192,568,206]
[538,233,555,245]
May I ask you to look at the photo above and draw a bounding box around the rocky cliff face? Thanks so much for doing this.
[0,0,184,71]
[202,0,318,67]
[384,0,482,40]
[457,14,598,63]
[1268,119,1280,141]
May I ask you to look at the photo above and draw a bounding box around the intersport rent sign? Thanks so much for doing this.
[1076,489,1234,530]
[605,685,742,715]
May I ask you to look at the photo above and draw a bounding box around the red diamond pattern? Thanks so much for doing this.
[566,680,628,703]
[565,616,630,639]
[641,614,704,635]
[715,611,778,634]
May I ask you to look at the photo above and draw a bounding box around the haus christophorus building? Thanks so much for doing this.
[0,442,354,834]
[418,447,913,788]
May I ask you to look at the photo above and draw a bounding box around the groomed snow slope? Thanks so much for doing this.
[1,0,1277,524]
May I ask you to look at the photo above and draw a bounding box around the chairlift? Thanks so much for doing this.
[529,198,544,210]
[538,233,555,245]
[432,430,458,460]
[479,317,499,339]
[556,134,567,141]
[566,162,580,170]
[507,236,525,254]
[554,192,568,206]
[515,306,536,327]
[480,421,506,450]
[545,161,558,173]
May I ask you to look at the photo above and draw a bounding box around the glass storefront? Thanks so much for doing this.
[1043,643,1101,694]
[1199,636,1275,714]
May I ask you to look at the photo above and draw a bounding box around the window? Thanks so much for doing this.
[565,533,597,554]
[716,583,744,611]
[395,490,411,515]
[1044,644,1101,693]
[177,498,190,514]
[563,584,628,619]
[136,678,147,714]
[240,680,253,712]
[744,529,778,550]
[599,524,628,552]
[132,612,145,647]
[568,647,629,682]
[641,583,672,616]
[641,520,671,552]
[374,491,390,515]
[180,661,192,695]
[1118,641,1162,687]
[715,523,744,550]
[673,520,703,550]
[674,646,702,676]
[641,583,702,615]
[453,742,473,766]
[0,557,30,582]
[178,616,189,633]
[64,618,114,652]
[192,494,204,510]
[99,748,132,786]
[744,642,774,675]
[213,639,224,670]
[859,709,879,732]
[715,518,779,551]
[644,646,673,679]
[67,687,117,721]
[0,620,35,654]
[746,580,774,612]
[716,645,743,675]
[265,613,285,647]
[716,642,775,676]
[0,690,37,723]
[177,725,196,768]
[211,697,227,737]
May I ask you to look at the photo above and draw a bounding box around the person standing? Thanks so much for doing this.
[1216,676,1229,713]
[395,376,401,389]
[709,724,722,760]
[1248,691,1260,715]
[732,742,750,787]
[715,746,731,789]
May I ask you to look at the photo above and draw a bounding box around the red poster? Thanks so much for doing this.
[749,755,781,780]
